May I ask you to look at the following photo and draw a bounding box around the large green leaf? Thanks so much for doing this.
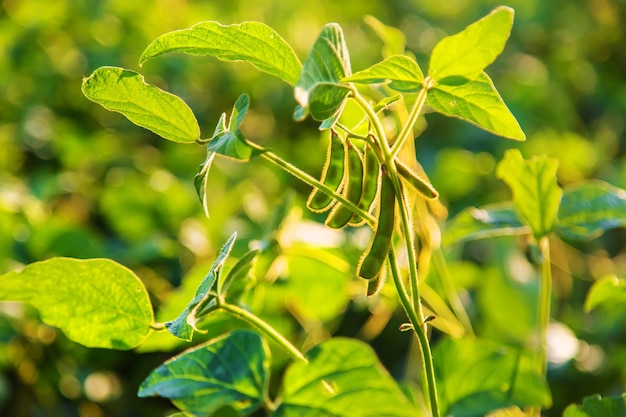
[428,6,514,81]
[275,338,420,417]
[294,23,352,122]
[343,55,423,92]
[166,233,237,341]
[427,72,525,140]
[138,330,269,416]
[81,66,200,143]
[556,180,626,241]
[139,21,302,86]
[584,275,626,312]
[563,394,626,417]
[443,202,529,247]
[0,258,153,349]
[496,150,562,239]
[434,338,551,416]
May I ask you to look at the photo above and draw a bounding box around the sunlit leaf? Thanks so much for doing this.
[275,338,420,417]
[486,406,526,417]
[194,151,216,218]
[166,233,237,341]
[556,180,626,241]
[563,394,626,417]
[294,24,352,121]
[443,202,529,247]
[429,6,514,81]
[139,21,302,86]
[81,67,200,143]
[496,150,562,239]
[138,330,269,416]
[427,72,525,140]
[434,338,551,416]
[584,275,626,312]
[343,55,423,92]
[0,258,153,349]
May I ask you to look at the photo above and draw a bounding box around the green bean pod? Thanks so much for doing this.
[306,131,346,213]
[357,171,395,280]
[325,141,364,229]
[348,143,381,227]
[395,159,438,200]
[366,269,386,297]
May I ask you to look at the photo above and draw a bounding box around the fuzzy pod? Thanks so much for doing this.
[307,130,347,212]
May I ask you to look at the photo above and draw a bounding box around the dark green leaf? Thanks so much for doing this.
[443,202,529,247]
[563,394,626,417]
[82,67,200,143]
[275,338,420,416]
[496,149,562,239]
[0,258,153,349]
[584,275,626,312]
[343,55,423,92]
[166,233,237,341]
[294,24,352,121]
[428,6,514,81]
[138,330,269,416]
[556,180,626,241]
[139,21,302,86]
[427,72,525,140]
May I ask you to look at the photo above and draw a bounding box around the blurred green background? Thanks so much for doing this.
[1,0,625,416]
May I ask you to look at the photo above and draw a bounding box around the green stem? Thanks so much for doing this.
[389,249,440,417]
[536,236,552,376]
[391,84,430,158]
[219,301,308,364]
[431,247,475,337]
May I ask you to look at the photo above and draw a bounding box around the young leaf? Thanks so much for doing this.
[207,94,264,161]
[275,338,419,417]
[139,21,302,86]
[433,338,551,416]
[584,275,626,313]
[443,202,529,247]
[496,149,562,240]
[556,180,626,241]
[343,55,423,92]
[0,258,153,349]
[563,394,626,417]
[294,23,352,121]
[194,151,216,218]
[427,72,525,140]
[166,233,237,341]
[138,330,269,416]
[428,6,514,81]
[82,66,200,143]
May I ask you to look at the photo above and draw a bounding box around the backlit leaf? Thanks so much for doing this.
[343,55,423,92]
[139,21,302,86]
[429,6,514,81]
[427,72,525,140]
[82,67,200,143]
[0,258,153,349]
[138,330,269,416]
[563,394,626,417]
[275,338,420,417]
[194,151,216,218]
[496,150,562,239]
[584,275,626,313]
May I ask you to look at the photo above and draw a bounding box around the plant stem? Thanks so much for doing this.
[431,247,475,337]
[218,301,308,364]
[391,85,430,158]
[389,249,440,417]
[536,236,552,376]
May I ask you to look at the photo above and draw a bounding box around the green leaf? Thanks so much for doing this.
[343,55,423,92]
[363,15,406,58]
[294,23,352,121]
[194,151,216,218]
[556,180,626,241]
[434,338,551,416]
[427,72,525,140]
[166,233,237,341]
[81,66,200,143]
[428,6,514,81]
[496,150,562,239]
[563,394,626,417]
[219,248,260,301]
[207,94,263,161]
[139,21,302,86]
[443,202,529,247]
[584,275,626,312]
[0,258,153,349]
[138,330,269,416]
[275,338,420,417]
